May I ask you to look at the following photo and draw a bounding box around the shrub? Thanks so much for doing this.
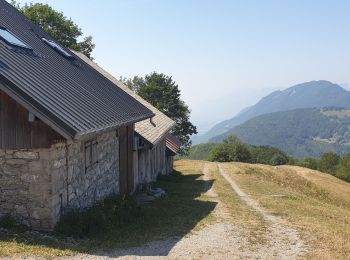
[270,153,288,166]
[250,145,289,165]
[299,157,319,170]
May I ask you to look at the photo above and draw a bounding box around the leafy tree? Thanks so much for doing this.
[209,136,252,163]
[209,144,231,162]
[223,134,242,146]
[269,154,288,166]
[12,1,95,58]
[299,157,319,170]
[250,145,289,165]
[232,143,252,162]
[334,154,350,182]
[124,72,197,154]
[318,152,340,174]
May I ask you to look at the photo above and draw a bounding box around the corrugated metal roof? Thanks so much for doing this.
[166,134,181,154]
[0,0,154,139]
[72,51,176,145]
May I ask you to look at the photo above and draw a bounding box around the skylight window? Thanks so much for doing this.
[0,28,31,49]
[42,38,74,60]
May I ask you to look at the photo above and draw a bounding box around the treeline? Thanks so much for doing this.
[208,135,289,165]
[185,135,350,182]
[295,153,350,182]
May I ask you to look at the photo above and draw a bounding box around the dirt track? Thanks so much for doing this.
[61,163,308,260]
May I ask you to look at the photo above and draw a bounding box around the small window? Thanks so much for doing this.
[85,140,98,171]
[42,38,74,60]
[0,27,31,49]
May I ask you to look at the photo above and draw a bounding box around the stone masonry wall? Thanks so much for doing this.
[0,149,52,229]
[51,130,119,225]
[0,130,119,230]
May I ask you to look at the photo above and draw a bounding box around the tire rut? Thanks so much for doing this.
[218,163,309,259]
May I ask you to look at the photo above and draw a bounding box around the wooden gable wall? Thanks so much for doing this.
[0,90,64,149]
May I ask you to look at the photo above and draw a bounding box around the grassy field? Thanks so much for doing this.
[221,163,350,259]
[1,160,349,259]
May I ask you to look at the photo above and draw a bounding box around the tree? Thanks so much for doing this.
[318,152,340,174]
[12,1,95,58]
[300,157,318,170]
[209,142,252,163]
[269,154,288,166]
[124,72,197,154]
[334,154,350,182]
[209,144,231,162]
[223,134,242,146]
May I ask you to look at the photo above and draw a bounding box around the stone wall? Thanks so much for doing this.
[51,130,119,225]
[0,130,119,230]
[0,149,51,229]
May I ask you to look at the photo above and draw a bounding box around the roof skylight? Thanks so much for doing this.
[42,38,74,60]
[0,28,31,49]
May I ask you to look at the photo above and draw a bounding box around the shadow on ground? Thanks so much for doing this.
[0,170,217,258]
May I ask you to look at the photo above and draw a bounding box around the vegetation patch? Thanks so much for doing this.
[185,135,290,165]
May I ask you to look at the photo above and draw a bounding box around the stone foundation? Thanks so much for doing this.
[0,130,119,230]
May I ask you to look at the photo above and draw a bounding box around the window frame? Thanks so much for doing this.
[85,139,98,172]
[0,27,31,49]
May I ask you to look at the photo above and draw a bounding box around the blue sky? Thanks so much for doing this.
[13,0,350,132]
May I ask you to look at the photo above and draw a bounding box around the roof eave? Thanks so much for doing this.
[74,112,155,141]
[149,122,176,145]
[0,76,75,140]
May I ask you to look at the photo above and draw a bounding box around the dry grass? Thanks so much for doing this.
[223,162,350,259]
[173,159,206,174]
[175,160,268,244]
[2,160,348,259]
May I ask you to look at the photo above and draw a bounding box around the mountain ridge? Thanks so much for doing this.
[193,80,350,144]
[210,107,350,158]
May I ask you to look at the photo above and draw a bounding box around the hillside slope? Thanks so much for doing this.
[219,161,350,259]
[194,81,350,144]
[210,108,350,158]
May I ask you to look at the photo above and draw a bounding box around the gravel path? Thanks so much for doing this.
[58,163,308,260]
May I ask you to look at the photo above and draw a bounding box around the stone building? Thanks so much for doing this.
[74,52,180,190]
[0,0,157,230]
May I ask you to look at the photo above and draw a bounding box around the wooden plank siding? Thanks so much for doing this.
[0,90,63,149]
[118,124,135,195]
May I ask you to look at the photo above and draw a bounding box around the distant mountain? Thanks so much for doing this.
[193,81,350,144]
[210,108,350,158]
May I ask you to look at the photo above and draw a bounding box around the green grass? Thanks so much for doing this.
[0,164,216,258]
